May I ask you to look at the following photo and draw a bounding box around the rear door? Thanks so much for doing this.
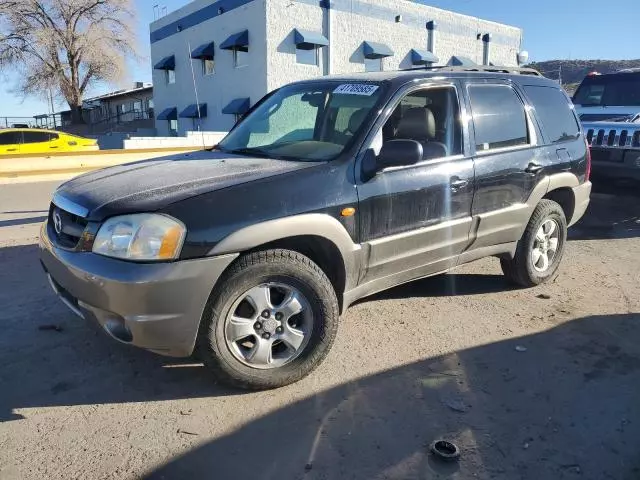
[0,131,21,154]
[522,85,584,178]
[465,81,547,249]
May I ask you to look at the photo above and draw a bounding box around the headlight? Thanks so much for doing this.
[93,214,186,261]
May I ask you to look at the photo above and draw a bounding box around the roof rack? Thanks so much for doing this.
[402,65,542,76]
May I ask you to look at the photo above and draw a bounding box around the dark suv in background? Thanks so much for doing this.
[40,66,591,389]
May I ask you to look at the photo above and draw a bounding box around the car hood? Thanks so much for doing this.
[54,150,318,221]
[576,106,640,123]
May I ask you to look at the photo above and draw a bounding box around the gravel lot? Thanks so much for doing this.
[0,179,638,480]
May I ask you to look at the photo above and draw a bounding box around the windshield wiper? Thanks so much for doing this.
[228,147,274,158]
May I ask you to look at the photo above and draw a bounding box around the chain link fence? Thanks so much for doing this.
[0,115,62,130]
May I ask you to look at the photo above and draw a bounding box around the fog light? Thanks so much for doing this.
[104,318,133,343]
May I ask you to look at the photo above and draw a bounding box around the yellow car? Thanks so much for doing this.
[0,128,98,155]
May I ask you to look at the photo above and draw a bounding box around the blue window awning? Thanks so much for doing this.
[293,29,329,50]
[156,107,177,121]
[222,98,250,115]
[220,30,249,50]
[191,42,215,59]
[363,41,394,60]
[411,49,439,65]
[179,103,207,118]
[154,55,175,70]
[447,55,477,67]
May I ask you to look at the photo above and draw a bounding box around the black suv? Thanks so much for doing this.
[40,67,592,389]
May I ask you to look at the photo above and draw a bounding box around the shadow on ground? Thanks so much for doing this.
[0,215,47,228]
[1,244,638,479]
[569,179,640,241]
[142,313,640,480]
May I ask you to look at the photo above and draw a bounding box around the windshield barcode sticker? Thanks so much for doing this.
[333,84,379,96]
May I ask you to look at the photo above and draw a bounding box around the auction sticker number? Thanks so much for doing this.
[333,84,379,96]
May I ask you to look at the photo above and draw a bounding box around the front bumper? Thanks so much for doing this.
[569,181,592,227]
[591,147,640,181]
[39,222,238,357]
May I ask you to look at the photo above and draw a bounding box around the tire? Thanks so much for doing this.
[501,199,567,287]
[196,249,339,390]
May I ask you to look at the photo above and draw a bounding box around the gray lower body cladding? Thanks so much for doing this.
[39,222,237,357]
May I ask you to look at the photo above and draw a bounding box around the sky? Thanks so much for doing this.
[0,0,636,118]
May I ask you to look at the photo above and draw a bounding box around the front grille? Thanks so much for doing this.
[586,127,640,148]
[49,203,88,249]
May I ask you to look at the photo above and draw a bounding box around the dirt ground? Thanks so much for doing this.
[0,180,638,480]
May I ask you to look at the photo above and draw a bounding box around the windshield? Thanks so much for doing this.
[573,75,640,106]
[218,82,386,161]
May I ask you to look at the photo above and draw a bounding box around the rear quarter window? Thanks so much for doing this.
[525,86,580,144]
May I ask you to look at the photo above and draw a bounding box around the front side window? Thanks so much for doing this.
[234,48,248,68]
[468,85,528,151]
[296,47,319,66]
[218,82,386,161]
[203,58,215,75]
[22,131,51,143]
[525,86,580,144]
[364,57,382,72]
[379,86,462,160]
[166,69,176,84]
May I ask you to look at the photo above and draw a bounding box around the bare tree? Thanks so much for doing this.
[0,0,137,123]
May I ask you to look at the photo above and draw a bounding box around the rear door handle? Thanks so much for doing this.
[524,162,544,174]
[450,177,469,190]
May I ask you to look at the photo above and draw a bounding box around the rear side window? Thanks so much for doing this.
[22,131,52,143]
[524,86,580,144]
[468,85,528,151]
[0,131,20,145]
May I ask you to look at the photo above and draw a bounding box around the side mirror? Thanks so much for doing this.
[376,139,423,170]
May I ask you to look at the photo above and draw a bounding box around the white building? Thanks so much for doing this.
[150,0,523,136]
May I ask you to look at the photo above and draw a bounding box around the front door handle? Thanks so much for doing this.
[7,148,17,152]
[450,177,469,190]
[525,162,544,174]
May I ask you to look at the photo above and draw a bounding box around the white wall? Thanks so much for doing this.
[123,131,227,149]
[266,0,521,84]
[150,1,267,135]
[150,0,522,135]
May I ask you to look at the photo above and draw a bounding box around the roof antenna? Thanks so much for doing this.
[187,40,206,150]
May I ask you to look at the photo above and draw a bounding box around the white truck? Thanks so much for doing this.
[573,69,640,181]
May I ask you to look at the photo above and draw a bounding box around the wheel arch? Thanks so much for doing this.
[208,214,362,313]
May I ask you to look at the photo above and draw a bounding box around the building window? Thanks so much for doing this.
[166,69,176,84]
[364,57,382,72]
[234,48,248,68]
[296,47,319,66]
[169,119,178,136]
[202,58,215,75]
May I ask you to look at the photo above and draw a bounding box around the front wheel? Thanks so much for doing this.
[501,199,568,287]
[196,249,339,390]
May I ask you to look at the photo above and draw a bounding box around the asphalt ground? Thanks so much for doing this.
[0,179,638,480]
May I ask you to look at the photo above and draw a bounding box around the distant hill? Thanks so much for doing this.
[526,59,640,95]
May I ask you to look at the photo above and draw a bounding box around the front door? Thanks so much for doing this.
[357,83,474,284]
[465,82,547,249]
[0,131,21,155]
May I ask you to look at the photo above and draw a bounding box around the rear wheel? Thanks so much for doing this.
[501,199,567,287]
[197,249,339,390]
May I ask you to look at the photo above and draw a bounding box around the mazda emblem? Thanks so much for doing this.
[53,211,63,235]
